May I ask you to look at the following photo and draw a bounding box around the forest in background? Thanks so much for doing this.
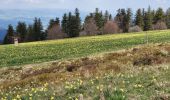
[3,7,170,44]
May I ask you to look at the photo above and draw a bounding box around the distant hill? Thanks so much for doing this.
[0,28,7,43]
[0,9,87,29]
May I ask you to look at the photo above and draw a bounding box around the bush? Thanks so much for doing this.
[152,21,167,30]
[83,18,98,36]
[103,21,119,34]
[128,26,142,32]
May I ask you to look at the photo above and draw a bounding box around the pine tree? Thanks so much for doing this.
[94,8,104,30]
[154,7,164,24]
[124,8,132,32]
[55,17,60,25]
[25,25,34,42]
[135,9,144,29]
[16,22,27,42]
[67,12,72,36]
[3,25,14,44]
[48,19,55,29]
[31,18,45,41]
[115,8,131,32]
[68,16,80,37]
[166,8,170,29]
[104,10,109,22]
[144,7,153,31]
[48,17,60,29]
[61,13,68,33]
[75,8,81,35]
[115,9,126,32]
[109,14,112,21]
[37,18,45,40]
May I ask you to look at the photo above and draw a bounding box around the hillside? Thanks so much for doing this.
[0,43,169,99]
[0,30,170,67]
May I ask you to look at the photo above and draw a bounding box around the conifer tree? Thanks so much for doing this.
[67,12,72,36]
[25,25,34,42]
[154,7,164,24]
[30,18,45,41]
[104,10,109,22]
[75,8,81,35]
[124,8,132,32]
[61,13,68,33]
[144,7,153,31]
[135,9,144,29]
[166,8,170,29]
[16,22,27,42]
[94,8,104,30]
[48,17,60,29]
[115,8,131,32]
[109,14,112,21]
[48,19,55,29]
[3,25,14,44]
[115,9,126,32]
[68,16,80,37]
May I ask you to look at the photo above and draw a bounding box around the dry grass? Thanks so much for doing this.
[0,43,170,99]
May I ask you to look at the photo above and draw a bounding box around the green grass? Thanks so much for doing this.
[0,43,169,99]
[0,30,170,67]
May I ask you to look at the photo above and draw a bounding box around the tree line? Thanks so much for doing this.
[3,7,170,44]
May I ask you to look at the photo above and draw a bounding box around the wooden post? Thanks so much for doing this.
[14,37,19,46]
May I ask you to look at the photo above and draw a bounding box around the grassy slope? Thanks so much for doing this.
[0,30,170,67]
[0,43,169,99]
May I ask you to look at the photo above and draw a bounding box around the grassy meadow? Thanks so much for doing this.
[0,30,170,99]
[0,43,170,99]
[0,30,170,67]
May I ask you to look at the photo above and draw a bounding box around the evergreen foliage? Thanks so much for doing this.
[3,25,14,44]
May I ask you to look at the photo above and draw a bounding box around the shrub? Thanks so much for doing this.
[152,21,167,30]
[103,21,119,34]
[82,18,98,36]
[128,25,142,32]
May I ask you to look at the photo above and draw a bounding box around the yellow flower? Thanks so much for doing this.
[51,97,54,100]
[44,82,49,87]
[120,88,124,92]
[91,81,94,84]
[69,97,72,99]
[137,84,143,88]
[16,95,21,98]
[44,88,48,91]
[29,93,32,97]
[96,86,100,90]
[80,80,83,85]
[31,88,35,91]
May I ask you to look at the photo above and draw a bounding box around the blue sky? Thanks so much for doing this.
[0,0,170,29]
[0,0,170,12]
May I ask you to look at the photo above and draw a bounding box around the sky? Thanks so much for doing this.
[0,0,170,12]
[0,0,170,29]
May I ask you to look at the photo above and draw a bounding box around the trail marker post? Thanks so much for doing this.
[14,37,19,46]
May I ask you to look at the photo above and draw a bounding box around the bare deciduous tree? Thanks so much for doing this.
[81,18,98,36]
[152,21,167,30]
[129,25,142,32]
[47,24,67,40]
[103,21,119,34]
